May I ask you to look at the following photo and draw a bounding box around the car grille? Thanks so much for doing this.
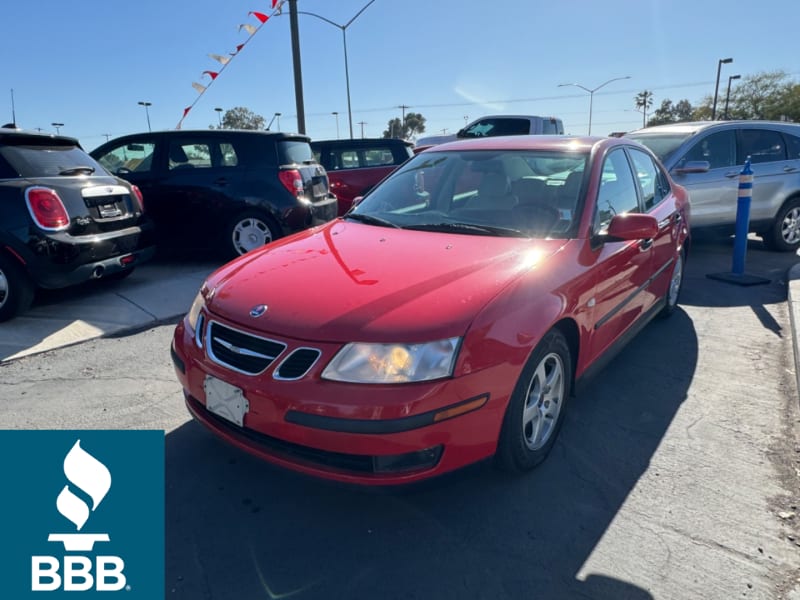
[206,321,287,375]
[274,348,321,380]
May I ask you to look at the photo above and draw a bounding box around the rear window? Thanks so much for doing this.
[0,143,103,178]
[459,118,531,138]
[278,140,315,165]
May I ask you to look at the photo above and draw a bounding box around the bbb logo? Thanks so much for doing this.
[32,440,127,592]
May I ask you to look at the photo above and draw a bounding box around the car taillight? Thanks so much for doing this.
[25,187,70,230]
[278,169,304,197]
[131,184,145,212]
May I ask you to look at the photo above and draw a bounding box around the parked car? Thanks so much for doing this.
[171,134,690,485]
[0,128,154,321]
[626,120,800,251]
[91,130,337,257]
[415,115,565,153]
[311,138,413,214]
[457,114,565,138]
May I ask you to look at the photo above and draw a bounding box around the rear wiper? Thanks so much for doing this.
[59,166,95,176]
[405,222,528,237]
[345,213,401,229]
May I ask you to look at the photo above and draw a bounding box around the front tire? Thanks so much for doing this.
[495,329,572,472]
[225,211,280,258]
[0,253,35,322]
[763,196,800,252]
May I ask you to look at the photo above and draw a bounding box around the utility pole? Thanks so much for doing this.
[397,104,410,138]
[358,121,366,138]
[288,0,306,134]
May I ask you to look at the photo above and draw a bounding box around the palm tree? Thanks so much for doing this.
[634,90,654,127]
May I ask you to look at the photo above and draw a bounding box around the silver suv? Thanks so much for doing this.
[626,120,800,251]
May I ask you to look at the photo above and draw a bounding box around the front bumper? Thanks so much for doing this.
[171,318,512,486]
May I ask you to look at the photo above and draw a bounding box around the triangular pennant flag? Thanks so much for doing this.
[202,71,219,80]
[208,53,231,65]
[272,0,278,7]
[192,82,207,94]
[249,11,269,23]
[182,107,191,118]
[238,24,257,35]
[230,43,246,55]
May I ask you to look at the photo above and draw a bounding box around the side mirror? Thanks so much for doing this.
[351,195,364,208]
[673,160,710,175]
[605,213,658,241]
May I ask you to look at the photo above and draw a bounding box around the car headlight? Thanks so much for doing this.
[186,290,205,331]
[321,338,460,383]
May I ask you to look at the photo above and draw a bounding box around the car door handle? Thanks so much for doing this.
[724,171,739,178]
[213,177,229,186]
[784,166,798,173]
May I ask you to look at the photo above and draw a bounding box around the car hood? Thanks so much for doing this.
[204,220,569,343]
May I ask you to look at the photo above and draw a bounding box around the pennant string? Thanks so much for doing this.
[176,1,286,129]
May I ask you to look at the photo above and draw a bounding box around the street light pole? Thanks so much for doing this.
[558,76,631,135]
[214,107,223,127]
[138,101,152,132]
[332,112,339,139]
[712,57,733,120]
[724,74,741,120]
[51,122,64,135]
[294,0,376,139]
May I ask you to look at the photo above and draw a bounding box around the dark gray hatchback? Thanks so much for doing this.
[91,130,337,257]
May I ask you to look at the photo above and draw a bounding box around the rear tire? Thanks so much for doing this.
[495,329,572,472]
[0,253,35,322]
[225,211,280,258]
[763,196,800,252]
[659,249,685,318]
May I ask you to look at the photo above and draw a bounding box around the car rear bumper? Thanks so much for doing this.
[11,223,156,289]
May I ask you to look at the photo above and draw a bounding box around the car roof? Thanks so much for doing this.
[628,120,800,136]
[0,127,80,146]
[425,134,606,153]
[310,138,413,147]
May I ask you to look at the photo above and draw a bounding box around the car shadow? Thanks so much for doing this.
[163,307,698,599]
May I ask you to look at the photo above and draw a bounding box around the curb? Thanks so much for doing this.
[787,264,800,400]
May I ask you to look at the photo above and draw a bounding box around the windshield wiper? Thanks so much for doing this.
[345,213,402,229]
[59,166,95,176]
[405,222,528,237]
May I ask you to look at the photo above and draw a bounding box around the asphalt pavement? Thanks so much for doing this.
[0,253,222,362]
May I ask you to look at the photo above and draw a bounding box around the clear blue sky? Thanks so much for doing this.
[6,0,799,150]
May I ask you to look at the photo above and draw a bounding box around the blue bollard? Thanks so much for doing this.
[731,157,753,275]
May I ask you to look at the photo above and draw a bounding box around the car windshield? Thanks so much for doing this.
[626,132,694,163]
[458,118,531,138]
[348,149,588,238]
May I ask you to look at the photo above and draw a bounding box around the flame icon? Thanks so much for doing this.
[48,439,112,551]
[56,440,111,530]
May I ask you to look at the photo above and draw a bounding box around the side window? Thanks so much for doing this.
[338,150,359,169]
[363,148,395,167]
[683,130,736,169]
[168,141,211,170]
[595,148,639,232]
[628,147,668,211]
[95,140,155,174]
[219,143,238,167]
[740,129,786,164]
[785,134,800,160]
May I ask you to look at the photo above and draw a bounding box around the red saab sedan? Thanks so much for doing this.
[171,135,690,485]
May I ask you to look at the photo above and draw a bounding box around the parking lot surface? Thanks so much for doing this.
[1,235,799,598]
[0,254,220,362]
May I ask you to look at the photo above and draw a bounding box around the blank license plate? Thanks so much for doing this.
[204,376,249,427]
